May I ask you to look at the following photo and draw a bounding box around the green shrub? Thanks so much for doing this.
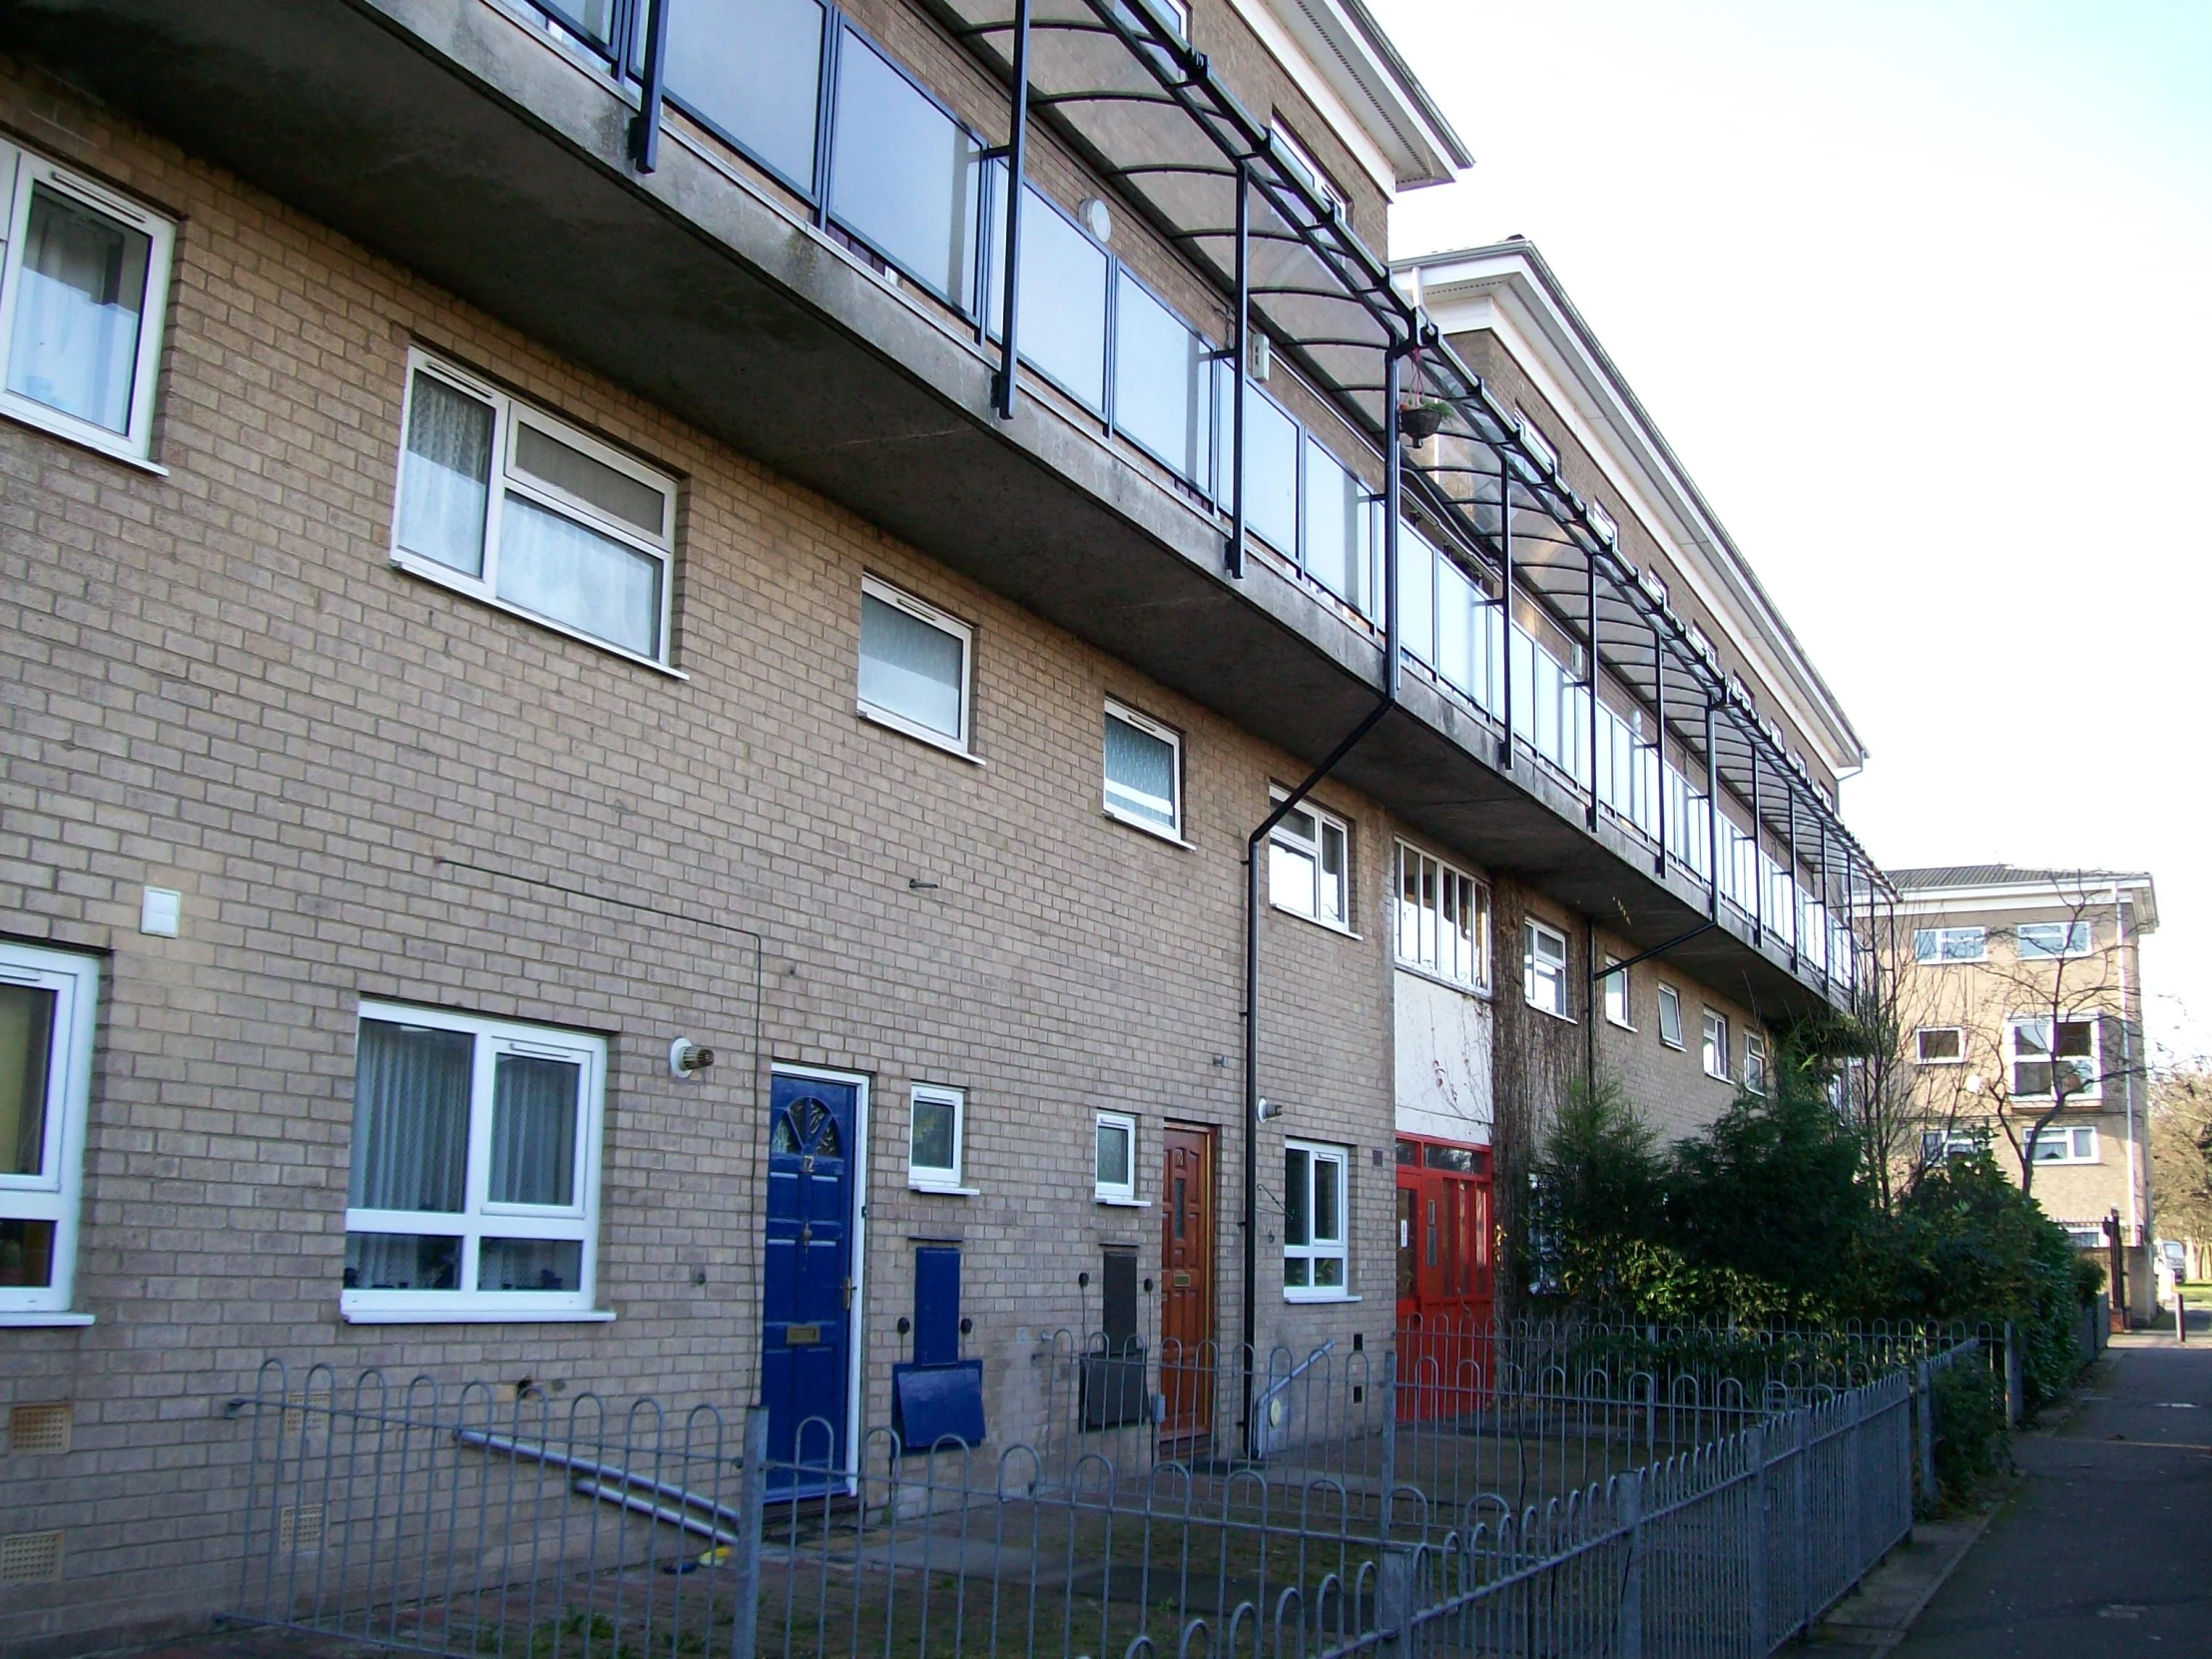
[1930,1358,2007,1504]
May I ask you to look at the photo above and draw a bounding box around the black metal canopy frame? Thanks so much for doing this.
[792,0,1886,1456]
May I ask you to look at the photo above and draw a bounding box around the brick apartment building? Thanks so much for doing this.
[1883,865,2158,1321]
[0,0,1874,1646]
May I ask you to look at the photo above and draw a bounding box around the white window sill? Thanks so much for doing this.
[1095,1195,1151,1208]
[1523,1000,1576,1024]
[856,706,984,765]
[1604,1017,1636,1033]
[1283,1291,1362,1304]
[1103,809,1195,849]
[1704,1070,1732,1085]
[0,1311,97,1328]
[0,401,170,475]
[1660,1040,1685,1051]
[1394,959,1490,999]
[393,556,688,679]
[340,1305,618,1325]
[908,1182,980,1196]
[1270,902,1359,940]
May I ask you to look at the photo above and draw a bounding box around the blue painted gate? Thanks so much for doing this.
[762,1070,857,1494]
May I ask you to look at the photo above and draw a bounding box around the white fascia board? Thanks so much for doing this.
[1228,0,1464,196]
[1891,878,2158,927]
[1405,249,1866,782]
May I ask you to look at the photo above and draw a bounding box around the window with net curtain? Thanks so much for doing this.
[858,577,970,749]
[342,1006,603,1314]
[1103,703,1181,836]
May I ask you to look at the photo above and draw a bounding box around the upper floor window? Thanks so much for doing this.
[1601,957,1631,1027]
[1103,700,1183,839]
[857,575,973,755]
[2007,1017,2098,1100]
[1523,920,1570,1019]
[1396,843,1489,991]
[1269,122,1345,219]
[342,1002,607,1321]
[2023,1124,2098,1165]
[393,350,677,664]
[0,942,98,1321]
[1270,792,1350,929]
[1656,982,1684,1049]
[0,145,175,464]
[2017,921,2092,959]
[1745,1032,1769,1095]
[1916,1026,1964,1064]
[1914,926,1986,964]
[1115,0,1189,39]
[1702,1009,1730,1081]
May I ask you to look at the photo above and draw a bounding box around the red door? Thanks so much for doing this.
[1159,1125,1215,1442]
[1394,1136,1492,1418]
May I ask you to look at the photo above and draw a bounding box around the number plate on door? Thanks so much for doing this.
[1172,1272,1192,1288]
[785,1325,822,1346]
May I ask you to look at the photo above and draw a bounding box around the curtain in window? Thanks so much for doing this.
[497,492,662,657]
[348,1021,471,1212]
[478,1237,581,1292]
[396,373,494,576]
[1104,714,1175,829]
[0,983,54,1179]
[488,1052,579,1207]
[7,185,150,433]
[859,594,963,739]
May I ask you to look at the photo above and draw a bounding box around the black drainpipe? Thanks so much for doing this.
[1240,344,1407,1458]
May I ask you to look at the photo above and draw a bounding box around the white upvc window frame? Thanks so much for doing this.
[1922,1128,1988,1165]
[1601,956,1632,1028]
[856,574,976,758]
[1522,919,1571,1020]
[1913,926,1986,964]
[341,1000,609,1324]
[1268,121,1345,218]
[1282,1138,1351,1301]
[2016,920,2093,960]
[1395,841,1490,993]
[390,349,680,668]
[1094,1109,1139,1204]
[0,145,176,467]
[906,1083,969,1194]
[2021,1123,2099,1165]
[1702,1009,1730,1081]
[0,941,99,1325]
[1102,699,1185,842]
[1916,1026,1965,1065]
[1656,982,1684,1049]
[1269,789,1352,931]
[2006,1016,2101,1102]
[1745,1032,1769,1096]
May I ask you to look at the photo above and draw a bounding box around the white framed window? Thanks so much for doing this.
[391,349,678,665]
[1702,1009,1730,1081]
[1916,1027,1964,1064]
[2017,921,2092,959]
[1283,1139,1349,1299]
[1744,1032,1769,1095]
[1522,919,1570,1019]
[1103,700,1183,839]
[1095,1110,1138,1203]
[1118,0,1189,38]
[907,1084,967,1193]
[1396,843,1489,991]
[0,942,99,1322]
[1656,983,1684,1049]
[0,145,175,466]
[1270,791,1350,929]
[1268,122,1345,218]
[1913,926,1986,964]
[342,1002,608,1323]
[857,575,974,756]
[1922,1128,1988,1164]
[2022,1124,2098,1165]
[2007,1017,2099,1100]
[1601,956,1631,1028]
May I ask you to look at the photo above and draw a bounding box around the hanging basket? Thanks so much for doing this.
[1397,398,1451,445]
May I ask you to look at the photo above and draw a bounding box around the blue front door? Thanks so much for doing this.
[763,1071,857,1493]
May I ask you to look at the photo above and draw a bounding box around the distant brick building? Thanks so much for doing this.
[0,1,1871,1648]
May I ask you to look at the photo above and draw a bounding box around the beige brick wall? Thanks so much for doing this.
[0,66,1399,1652]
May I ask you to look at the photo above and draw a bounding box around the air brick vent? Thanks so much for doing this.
[0,1530,63,1585]
[6,1401,73,1455]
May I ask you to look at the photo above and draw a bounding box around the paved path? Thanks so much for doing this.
[1891,1328,2212,1656]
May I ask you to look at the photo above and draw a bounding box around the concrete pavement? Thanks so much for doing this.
[1888,1326,2212,1656]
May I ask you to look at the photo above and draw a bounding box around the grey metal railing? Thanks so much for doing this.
[229,1321,1962,1659]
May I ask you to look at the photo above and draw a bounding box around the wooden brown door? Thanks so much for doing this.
[1159,1125,1215,1439]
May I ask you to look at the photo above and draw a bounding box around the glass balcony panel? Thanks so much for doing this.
[1397,522,1435,665]
[1242,387,1299,554]
[1437,557,1476,698]
[1509,627,1534,741]
[1112,272,1211,483]
[663,0,826,192]
[987,183,1107,408]
[830,35,981,306]
[1301,437,1371,613]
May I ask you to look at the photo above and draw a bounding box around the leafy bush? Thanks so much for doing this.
[1930,1357,2007,1503]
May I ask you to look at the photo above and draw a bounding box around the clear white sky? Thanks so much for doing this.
[1372,0,2212,1062]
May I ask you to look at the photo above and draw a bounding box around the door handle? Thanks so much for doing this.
[842,1276,854,1309]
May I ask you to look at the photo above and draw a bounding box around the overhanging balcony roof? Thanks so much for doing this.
[1,0,1876,1015]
